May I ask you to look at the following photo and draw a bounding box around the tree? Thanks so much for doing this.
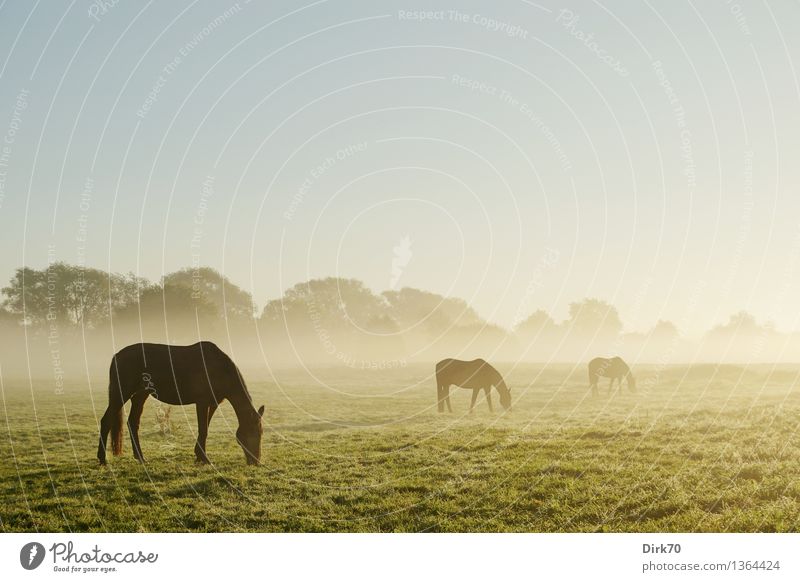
[708,311,761,336]
[649,320,680,342]
[1,263,147,327]
[163,267,255,320]
[382,287,483,332]
[114,283,218,328]
[515,309,556,335]
[2,267,49,325]
[262,277,389,331]
[0,306,17,327]
[565,298,623,339]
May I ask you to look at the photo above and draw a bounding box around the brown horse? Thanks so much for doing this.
[588,356,636,396]
[435,358,512,413]
[97,341,264,466]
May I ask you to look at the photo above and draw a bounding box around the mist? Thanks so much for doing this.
[2,263,799,387]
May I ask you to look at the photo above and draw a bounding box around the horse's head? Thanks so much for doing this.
[236,405,265,465]
[498,381,512,411]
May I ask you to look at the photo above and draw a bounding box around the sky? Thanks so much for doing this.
[0,0,799,336]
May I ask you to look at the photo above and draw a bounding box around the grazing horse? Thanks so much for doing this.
[97,341,265,466]
[588,356,636,397]
[435,358,512,413]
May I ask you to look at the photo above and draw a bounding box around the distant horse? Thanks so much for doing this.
[97,341,265,466]
[435,358,512,413]
[588,356,636,396]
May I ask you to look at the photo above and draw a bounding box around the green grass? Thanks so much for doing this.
[2,363,800,532]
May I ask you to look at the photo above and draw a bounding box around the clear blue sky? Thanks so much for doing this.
[1,0,799,335]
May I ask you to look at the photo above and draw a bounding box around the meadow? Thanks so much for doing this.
[2,363,800,532]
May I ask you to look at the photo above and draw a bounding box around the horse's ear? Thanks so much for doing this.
[258,405,265,417]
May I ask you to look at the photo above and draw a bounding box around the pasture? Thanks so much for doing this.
[2,363,800,532]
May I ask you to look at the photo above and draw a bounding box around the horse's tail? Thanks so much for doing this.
[110,406,124,456]
[435,361,446,412]
[436,376,448,413]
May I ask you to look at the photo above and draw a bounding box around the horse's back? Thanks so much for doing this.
[110,341,234,404]
[589,356,628,378]
[588,357,609,373]
[435,357,496,386]
[611,356,630,374]
[436,356,486,368]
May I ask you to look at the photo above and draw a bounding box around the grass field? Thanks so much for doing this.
[2,363,800,532]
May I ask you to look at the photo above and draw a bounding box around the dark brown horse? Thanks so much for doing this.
[97,342,264,465]
[588,356,636,396]
[435,358,512,413]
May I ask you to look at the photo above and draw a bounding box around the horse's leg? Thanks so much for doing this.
[97,390,124,465]
[437,385,445,413]
[445,385,453,413]
[469,388,479,414]
[128,391,149,463]
[194,402,211,464]
[97,406,116,465]
[485,386,493,413]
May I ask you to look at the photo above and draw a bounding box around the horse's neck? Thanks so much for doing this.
[228,390,256,425]
[490,371,505,390]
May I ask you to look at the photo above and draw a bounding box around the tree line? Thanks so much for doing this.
[0,262,790,369]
